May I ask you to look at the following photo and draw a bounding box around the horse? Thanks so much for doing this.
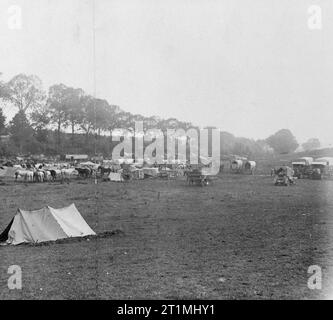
[61,168,78,181]
[25,171,34,182]
[43,170,52,182]
[49,169,62,182]
[34,170,45,183]
[14,170,23,181]
[75,167,91,179]
[15,170,32,182]
[98,166,112,177]
[15,170,34,182]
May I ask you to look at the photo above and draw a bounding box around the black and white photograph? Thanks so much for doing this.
[0,0,332,304]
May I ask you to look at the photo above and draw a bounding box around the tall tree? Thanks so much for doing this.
[266,129,298,154]
[94,98,112,137]
[0,107,6,135]
[78,95,96,145]
[30,105,51,145]
[4,74,45,113]
[48,84,70,152]
[0,73,9,100]
[145,115,161,131]
[106,105,122,136]
[9,110,34,154]
[113,111,132,131]
[302,138,321,151]
[66,87,84,145]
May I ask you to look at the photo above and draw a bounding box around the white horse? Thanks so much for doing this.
[15,170,34,182]
[15,170,31,182]
[26,171,34,182]
[43,170,52,182]
[35,170,45,182]
[61,168,78,179]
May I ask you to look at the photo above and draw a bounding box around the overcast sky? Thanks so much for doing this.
[0,0,332,146]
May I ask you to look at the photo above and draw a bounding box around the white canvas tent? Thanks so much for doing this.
[0,204,95,245]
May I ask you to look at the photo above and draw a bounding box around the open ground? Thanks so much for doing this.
[1,174,333,299]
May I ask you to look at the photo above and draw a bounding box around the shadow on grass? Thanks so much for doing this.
[0,230,125,248]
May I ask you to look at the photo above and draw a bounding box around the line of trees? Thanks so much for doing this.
[0,73,194,156]
[0,72,319,159]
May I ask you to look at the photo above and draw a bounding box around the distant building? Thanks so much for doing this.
[91,155,104,161]
[63,154,89,161]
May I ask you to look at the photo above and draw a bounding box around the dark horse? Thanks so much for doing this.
[49,170,58,182]
[75,167,92,178]
[98,166,112,176]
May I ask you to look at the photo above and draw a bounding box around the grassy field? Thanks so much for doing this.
[0,173,333,299]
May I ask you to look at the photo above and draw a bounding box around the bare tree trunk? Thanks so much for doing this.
[71,122,75,146]
[57,119,61,153]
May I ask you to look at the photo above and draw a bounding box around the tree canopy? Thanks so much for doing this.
[4,74,45,113]
[266,129,298,154]
[0,72,305,158]
[302,138,321,151]
[0,107,6,135]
